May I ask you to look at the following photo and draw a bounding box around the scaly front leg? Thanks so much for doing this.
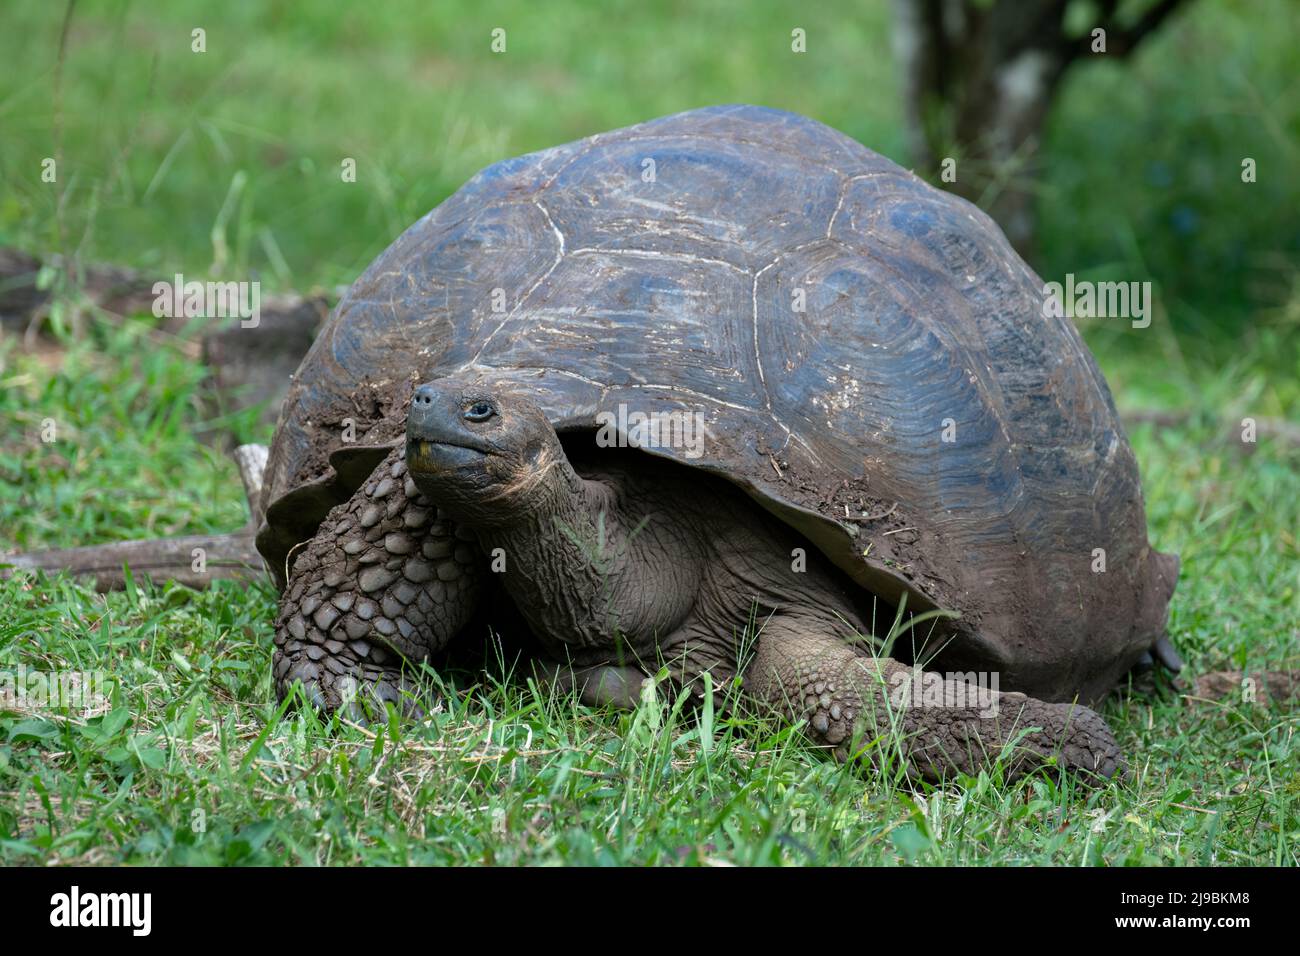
[274,448,485,717]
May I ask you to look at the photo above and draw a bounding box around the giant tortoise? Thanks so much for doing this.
[255,105,1179,782]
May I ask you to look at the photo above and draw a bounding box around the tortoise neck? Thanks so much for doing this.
[472,460,624,652]
[475,457,609,553]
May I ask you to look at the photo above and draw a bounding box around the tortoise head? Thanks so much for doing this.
[405,380,570,526]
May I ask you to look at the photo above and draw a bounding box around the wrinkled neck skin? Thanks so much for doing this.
[475,452,610,553]
[443,446,596,532]
[458,452,650,663]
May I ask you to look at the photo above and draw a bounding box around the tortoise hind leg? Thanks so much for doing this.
[1153,634,1184,673]
[742,619,1122,783]
[273,448,485,717]
[530,659,648,709]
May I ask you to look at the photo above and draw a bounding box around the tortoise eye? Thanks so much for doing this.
[464,400,496,423]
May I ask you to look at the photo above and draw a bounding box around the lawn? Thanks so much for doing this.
[0,0,1296,865]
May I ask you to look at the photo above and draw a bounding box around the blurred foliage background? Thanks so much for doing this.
[1,0,1296,346]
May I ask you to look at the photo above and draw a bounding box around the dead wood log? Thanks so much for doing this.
[1,532,263,592]
[1122,409,1300,448]
[1,443,270,592]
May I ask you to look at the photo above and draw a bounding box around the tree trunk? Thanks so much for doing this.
[890,0,1192,261]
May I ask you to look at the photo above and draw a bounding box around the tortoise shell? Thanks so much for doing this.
[256,105,1177,704]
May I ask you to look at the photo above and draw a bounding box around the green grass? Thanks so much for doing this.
[0,0,1297,864]
[1,317,1296,866]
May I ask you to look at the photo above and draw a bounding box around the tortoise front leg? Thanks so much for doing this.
[273,448,485,716]
[743,620,1122,783]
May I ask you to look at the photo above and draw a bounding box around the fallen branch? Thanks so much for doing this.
[1,443,269,591]
[1122,409,1300,447]
[232,442,269,527]
[1,531,262,592]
